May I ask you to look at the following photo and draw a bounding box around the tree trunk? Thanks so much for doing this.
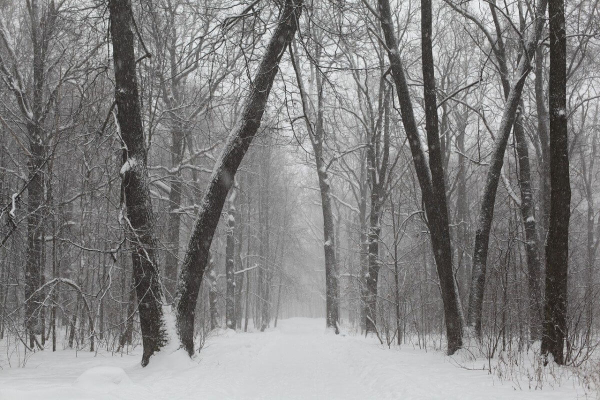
[514,115,544,341]
[290,41,339,333]
[455,107,470,301]
[365,197,382,334]
[68,298,78,348]
[274,277,283,328]
[391,199,402,345]
[207,254,219,330]
[235,180,245,330]
[359,159,369,332]
[365,89,390,335]
[225,185,237,330]
[580,134,597,331]
[164,126,185,302]
[118,270,136,351]
[317,153,340,333]
[541,0,570,365]
[50,162,58,351]
[109,0,168,366]
[174,0,302,355]
[377,0,463,354]
[259,142,271,332]
[244,172,253,333]
[535,46,551,247]
[25,129,45,348]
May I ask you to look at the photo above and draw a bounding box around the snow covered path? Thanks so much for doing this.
[0,318,587,399]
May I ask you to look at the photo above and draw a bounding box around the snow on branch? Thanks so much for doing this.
[119,157,138,177]
[9,192,17,218]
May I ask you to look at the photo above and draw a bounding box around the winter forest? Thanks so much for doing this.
[0,0,596,398]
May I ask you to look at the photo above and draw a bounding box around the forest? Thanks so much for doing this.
[0,0,596,398]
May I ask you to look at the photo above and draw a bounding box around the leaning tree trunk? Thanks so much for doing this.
[491,4,543,340]
[466,0,547,336]
[174,0,303,356]
[378,0,463,354]
[109,0,168,367]
[541,0,570,365]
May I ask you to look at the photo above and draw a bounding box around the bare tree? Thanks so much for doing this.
[109,0,302,364]
[375,0,464,353]
[174,0,303,356]
[109,0,169,366]
[462,0,548,336]
[290,35,340,333]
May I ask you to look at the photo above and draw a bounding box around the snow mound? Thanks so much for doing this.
[144,347,197,373]
[74,366,132,392]
[141,307,197,372]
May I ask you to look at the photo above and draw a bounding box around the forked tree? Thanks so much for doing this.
[375,0,464,353]
[109,0,303,365]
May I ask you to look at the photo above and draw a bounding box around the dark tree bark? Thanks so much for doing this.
[542,0,570,365]
[377,0,463,354]
[174,0,303,355]
[26,1,53,346]
[109,0,168,366]
[25,127,45,348]
[118,271,136,351]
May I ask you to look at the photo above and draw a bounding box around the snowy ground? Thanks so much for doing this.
[0,318,592,399]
